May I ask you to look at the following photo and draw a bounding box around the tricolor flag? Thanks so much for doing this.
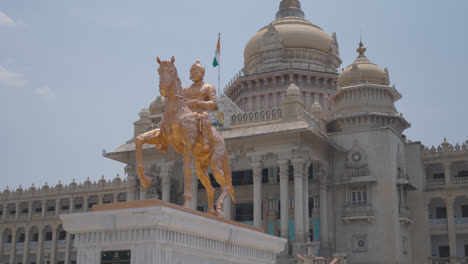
[213,34,220,67]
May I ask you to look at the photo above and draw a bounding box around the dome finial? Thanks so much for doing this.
[357,41,367,56]
[276,0,304,19]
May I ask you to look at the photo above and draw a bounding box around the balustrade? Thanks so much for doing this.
[429,218,448,226]
[455,217,468,225]
[343,203,373,218]
[452,176,468,185]
[428,257,451,264]
[426,179,445,189]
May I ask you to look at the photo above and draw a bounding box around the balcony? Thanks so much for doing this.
[342,203,374,224]
[428,257,451,264]
[15,242,24,248]
[29,241,38,247]
[455,217,468,225]
[45,211,56,216]
[452,176,468,185]
[427,179,445,189]
[19,213,29,219]
[429,218,448,226]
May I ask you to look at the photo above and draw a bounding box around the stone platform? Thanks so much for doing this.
[60,199,286,264]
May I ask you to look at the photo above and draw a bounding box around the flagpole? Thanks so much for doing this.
[218,33,221,95]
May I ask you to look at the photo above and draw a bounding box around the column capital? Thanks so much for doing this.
[444,196,455,209]
[291,156,305,167]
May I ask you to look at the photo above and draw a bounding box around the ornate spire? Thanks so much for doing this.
[276,0,304,19]
[357,41,367,56]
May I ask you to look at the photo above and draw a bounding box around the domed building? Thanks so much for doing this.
[1,1,467,264]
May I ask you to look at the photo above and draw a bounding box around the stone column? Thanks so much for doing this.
[28,201,33,219]
[42,200,46,217]
[36,226,43,264]
[161,162,173,202]
[15,202,19,220]
[292,157,305,243]
[0,229,3,256]
[190,169,198,210]
[9,228,16,264]
[51,225,57,264]
[443,162,452,186]
[445,196,457,263]
[1,204,5,222]
[423,201,432,258]
[83,196,89,212]
[64,231,71,264]
[126,165,137,201]
[303,161,310,241]
[318,167,331,257]
[279,160,290,239]
[69,197,74,213]
[139,189,147,200]
[22,226,30,264]
[55,199,60,216]
[252,159,263,229]
[98,194,103,204]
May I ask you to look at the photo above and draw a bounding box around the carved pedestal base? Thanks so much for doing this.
[61,200,286,264]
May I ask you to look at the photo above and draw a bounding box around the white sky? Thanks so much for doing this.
[1,0,467,190]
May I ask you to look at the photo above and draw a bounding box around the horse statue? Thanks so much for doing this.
[135,56,235,217]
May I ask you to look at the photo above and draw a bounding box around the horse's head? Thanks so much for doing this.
[156,56,178,97]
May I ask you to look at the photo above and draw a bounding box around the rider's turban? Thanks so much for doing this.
[190,60,206,77]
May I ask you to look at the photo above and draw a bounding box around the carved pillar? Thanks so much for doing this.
[125,165,137,201]
[50,225,58,264]
[83,195,89,212]
[15,202,19,220]
[55,199,60,216]
[423,201,432,258]
[279,159,290,240]
[69,197,74,213]
[36,226,43,264]
[190,169,198,210]
[443,162,452,185]
[252,159,263,228]
[64,231,71,264]
[445,196,457,263]
[292,157,305,243]
[28,201,32,219]
[303,161,310,241]
[0,229,3,256]
[98,194,103,204]
[161,162,174,202]
[9,228,16,264]
[318,167,331,257]
[22,226,30,264]
[1,204,5,222]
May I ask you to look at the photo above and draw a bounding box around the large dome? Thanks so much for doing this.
[337,41,390,88]
[242,0,340,75]
[244,18,333,63]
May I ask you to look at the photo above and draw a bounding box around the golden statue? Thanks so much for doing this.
[135,57,235,217]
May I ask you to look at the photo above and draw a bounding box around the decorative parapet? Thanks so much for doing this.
[300,111,324,134]
[0,175,128,201]
[342,203,374,224]
[231,108,283,125]
[424,138,468,155]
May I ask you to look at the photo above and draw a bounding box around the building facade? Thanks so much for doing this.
[1,1,467,263]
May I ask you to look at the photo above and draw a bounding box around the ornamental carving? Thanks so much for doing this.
[262,24,283,52]
[227,143,255,155]
[345,140,370,178]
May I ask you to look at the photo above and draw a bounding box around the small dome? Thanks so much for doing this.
[149,96,165,116]
[337,41,390,88]
[277,0,304,19]
[286,83,301,96]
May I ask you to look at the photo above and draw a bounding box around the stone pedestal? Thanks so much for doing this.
[60,200,286,264]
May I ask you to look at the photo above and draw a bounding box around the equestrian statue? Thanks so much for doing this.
[135,57,235,217]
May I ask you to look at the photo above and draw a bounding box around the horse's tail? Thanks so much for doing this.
[223,153,235,203]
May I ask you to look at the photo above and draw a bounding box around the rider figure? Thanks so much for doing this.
[183,60,217,151]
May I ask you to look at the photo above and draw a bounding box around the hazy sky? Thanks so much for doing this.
[1,0,467,191]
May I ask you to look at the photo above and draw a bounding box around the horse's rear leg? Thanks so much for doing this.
[195,161,215,215]
[211,163,230,217]
[183,151,193,208]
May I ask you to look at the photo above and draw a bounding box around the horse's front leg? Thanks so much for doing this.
[135,129,162,189]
